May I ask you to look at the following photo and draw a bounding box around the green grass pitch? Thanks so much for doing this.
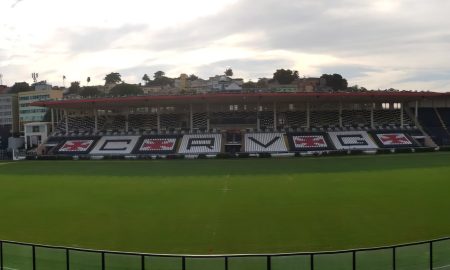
[0,152,449,257]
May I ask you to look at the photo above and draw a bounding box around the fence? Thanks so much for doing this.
[0,237,449,270]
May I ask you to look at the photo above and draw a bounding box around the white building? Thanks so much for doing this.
[0,94,19,133]
[18,89,63,131]
[207,76,243,92]
[23,122,50,150]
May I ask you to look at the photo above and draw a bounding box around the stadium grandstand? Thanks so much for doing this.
[30,91,450,158]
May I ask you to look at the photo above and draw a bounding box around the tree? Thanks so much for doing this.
[320,74,348,91]
[80,86,103,97]
[154,71,165,80]
[104,72,122,85]
[242,81,257,89]
[256,78,268,88]
[142,74,151,85]
[147,72,174,87]
[273,69,299,84]
[188,74,199,81]
[67,81,81,95]
[9,82,31,93]
[225,68,233,77]
[109,83,143,96]
[87,77,91,85]
[63,75,66,87]
[347,85,368,92]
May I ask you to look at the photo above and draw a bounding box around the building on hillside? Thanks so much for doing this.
[267,81,298,92]
[0,94,19,133]
[18,89,63,131]
[208,75,243,91]
[174,74,189,91]
[0,85,8,95]
[32,81,52,91]
[188,79,209,93]
[103,83,117,94]
[142,85,178,95]
[297,78,321,92]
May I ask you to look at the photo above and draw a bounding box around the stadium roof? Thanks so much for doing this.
[32,91,450,109]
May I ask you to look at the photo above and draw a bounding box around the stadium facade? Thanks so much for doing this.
[27,91,450,157]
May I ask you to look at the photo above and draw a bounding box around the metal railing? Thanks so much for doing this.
[0,237,449,270]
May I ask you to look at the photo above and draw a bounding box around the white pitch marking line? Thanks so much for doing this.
[434,264,450,270]
[221,187,232,193]
[4,267,19,270]
[221,178,232,193]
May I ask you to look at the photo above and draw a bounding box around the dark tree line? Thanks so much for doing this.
[320,74,348,91]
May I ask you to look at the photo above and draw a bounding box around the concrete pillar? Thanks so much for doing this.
[415,100,419,119]
[51,109,55,133]
[371,103,375,129]
[306,102,310,130]
[64,109,69,134]
[400,103,404,127]
[156,107,161,133]
[256,102,260,131]
[273,102,277,130]
[94,110,98,132]
[125,109,129,132]
[189,104,193,133]
[206,103,210,131]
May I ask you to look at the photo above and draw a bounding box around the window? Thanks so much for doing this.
[32,126,40,133]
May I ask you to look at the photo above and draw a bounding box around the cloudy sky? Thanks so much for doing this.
[1,0,450,91]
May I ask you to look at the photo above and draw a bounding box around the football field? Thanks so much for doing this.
[0,152,449,258]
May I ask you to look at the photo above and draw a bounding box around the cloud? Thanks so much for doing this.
[56,24,149,52]
[194,58,295,80]
[10,0,23,8]
[1,0,450,91]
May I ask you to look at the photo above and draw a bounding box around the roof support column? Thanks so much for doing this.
[189,104,193,133]
[206,103,210,132]
[306,102,310,130]
[125,109,129,133]
[400,103,404,127]
[156,107,160,134]
[339,102,343,128]
[94,109,98,133]
[371,103,375,129]
[51,108,55,133]
[415,100,419,119]
[256,101,260,132]
[64,109,69,135]
[273,102,277,131]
